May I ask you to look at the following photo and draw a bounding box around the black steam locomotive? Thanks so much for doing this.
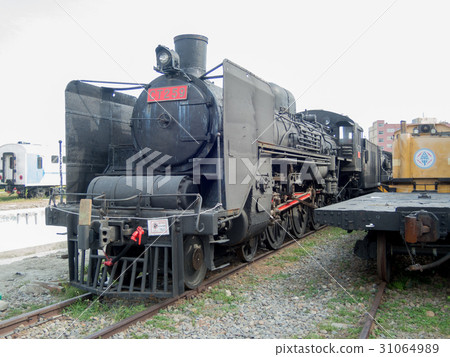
[46,34,387,297]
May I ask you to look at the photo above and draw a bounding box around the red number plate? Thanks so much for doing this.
[147,85,188,102]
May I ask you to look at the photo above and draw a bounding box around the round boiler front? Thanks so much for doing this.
[132,76,213,169]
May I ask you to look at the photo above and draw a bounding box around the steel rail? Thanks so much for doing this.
[87,226,327,339]
[359,281,387,339]
[0,293,92,337]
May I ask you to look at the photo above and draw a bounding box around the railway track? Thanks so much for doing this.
[359,281,387,339]
[87,226,326,339]
[0,226,325,339]
[0,293,92,338]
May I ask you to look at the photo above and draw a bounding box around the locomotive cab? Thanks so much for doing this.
[337,123,362,172]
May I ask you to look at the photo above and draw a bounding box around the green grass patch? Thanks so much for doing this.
[265,241,317,268]
[388,271,434,291]
[238,271,262,287]
[375,301,449,337]
[56,283,86,299]
[172,284,246,320]
[312,227,353,242]
[130,332,150,338]
[176,296,206,313]
[145,315,177,332]
[266,272,290,281]
[266,227,354,268]
[0,191,45,203]
[1,283,90,321]
[63,300,106,321]
[303,332,322,339]
[328,293,356,306]
[63,299,147,322]
[288,278,321,298]
[203,285,243,304]
[1,303,47,321]
[372,274,450,338]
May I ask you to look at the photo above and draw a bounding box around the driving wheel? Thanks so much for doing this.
[264,215,288,250]
[291,205,309,238]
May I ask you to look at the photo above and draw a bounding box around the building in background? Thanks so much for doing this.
[369,117,448,152]
[411,117,437,124]
[368,120,401,152]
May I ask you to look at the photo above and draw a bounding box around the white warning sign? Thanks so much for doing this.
[147,218,170,236]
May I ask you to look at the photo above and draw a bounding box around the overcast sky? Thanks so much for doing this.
[1,0,449,148]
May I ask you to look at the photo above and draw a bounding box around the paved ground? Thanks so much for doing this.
[0,207,66,259]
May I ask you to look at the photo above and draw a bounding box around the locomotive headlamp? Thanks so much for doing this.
[413,127,419,134]
[155,45,180,74]
[158,52,170,65]
[420,124,431,133]
[431,128,437,134]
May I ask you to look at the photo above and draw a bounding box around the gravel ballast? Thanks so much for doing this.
[1,227,449,339]
[0,250,69,317]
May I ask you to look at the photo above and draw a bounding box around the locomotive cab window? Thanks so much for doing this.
[339,126,353,144]
[37,156,43,169]
[51,155,58,163]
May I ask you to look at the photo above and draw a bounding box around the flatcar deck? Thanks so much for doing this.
[315,192,450,233]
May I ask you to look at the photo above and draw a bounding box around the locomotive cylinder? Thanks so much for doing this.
[87,175,199,209]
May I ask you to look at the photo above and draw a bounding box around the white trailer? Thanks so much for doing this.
[0,142,65,198]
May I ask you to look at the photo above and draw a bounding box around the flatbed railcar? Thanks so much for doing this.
[316,121,450,281]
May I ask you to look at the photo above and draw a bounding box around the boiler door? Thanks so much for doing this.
[132,78,211,168]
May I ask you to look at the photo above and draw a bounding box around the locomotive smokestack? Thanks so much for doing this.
[174,34,208,77]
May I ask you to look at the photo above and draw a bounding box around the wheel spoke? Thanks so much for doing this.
[291,205,309,238]
[264,216,288,250]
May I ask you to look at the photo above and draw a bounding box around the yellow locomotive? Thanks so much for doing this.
[391,121,450,193]
[316,120,450,281]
